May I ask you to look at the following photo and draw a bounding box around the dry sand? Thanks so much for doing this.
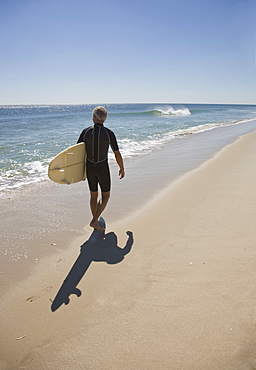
[1,130,256,369]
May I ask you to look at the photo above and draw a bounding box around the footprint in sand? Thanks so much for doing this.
[26,286,53,302]
[56,258,65,270]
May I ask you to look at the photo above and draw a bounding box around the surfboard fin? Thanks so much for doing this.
[52,168,64,172]
[61,179,71,185]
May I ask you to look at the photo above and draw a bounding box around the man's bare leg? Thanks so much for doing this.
[90,191,110,231]
[90,191,98,217]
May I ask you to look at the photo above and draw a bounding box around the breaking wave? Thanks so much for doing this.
[112,106,191,117]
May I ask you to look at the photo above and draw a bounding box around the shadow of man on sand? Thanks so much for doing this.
[51,218,133,312]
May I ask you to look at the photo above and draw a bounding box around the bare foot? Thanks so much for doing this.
[90,220,105,231]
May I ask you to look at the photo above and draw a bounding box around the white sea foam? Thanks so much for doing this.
[109,122,222,159]
[0,160,48,194]
[26,161,48,175]
[109,118,252,160]
[154,107,191,116]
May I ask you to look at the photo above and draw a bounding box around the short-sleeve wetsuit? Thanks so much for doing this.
[77,123,119,192]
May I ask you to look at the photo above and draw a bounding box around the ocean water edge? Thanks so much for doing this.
[1,103,256,196]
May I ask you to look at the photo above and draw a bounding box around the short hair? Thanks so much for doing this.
[92,106,108,122]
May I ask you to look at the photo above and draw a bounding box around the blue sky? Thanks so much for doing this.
[0,0,255,105]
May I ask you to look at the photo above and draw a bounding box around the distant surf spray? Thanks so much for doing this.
[150,106,191,116]
[113,106,191,117]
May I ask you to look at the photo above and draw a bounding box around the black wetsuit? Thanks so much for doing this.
[77,124,119,192]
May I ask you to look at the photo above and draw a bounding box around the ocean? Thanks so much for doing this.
[1,103,256,195]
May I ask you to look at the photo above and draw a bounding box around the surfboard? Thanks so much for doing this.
[48,142,86,184]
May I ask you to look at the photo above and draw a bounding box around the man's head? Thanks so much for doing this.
[92,106,108,123]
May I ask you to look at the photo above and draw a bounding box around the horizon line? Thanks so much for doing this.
[0,101,256,107]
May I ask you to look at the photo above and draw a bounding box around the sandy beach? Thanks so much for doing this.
[1,129,256,369]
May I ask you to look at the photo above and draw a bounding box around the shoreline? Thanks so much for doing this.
[1,120,256,296]
[0,129,256,368]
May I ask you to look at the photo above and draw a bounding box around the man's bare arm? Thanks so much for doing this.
[114,150,125,179]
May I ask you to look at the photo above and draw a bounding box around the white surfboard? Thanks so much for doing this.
[48,142,86,184]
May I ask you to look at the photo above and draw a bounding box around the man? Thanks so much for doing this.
[77,106,125,231]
